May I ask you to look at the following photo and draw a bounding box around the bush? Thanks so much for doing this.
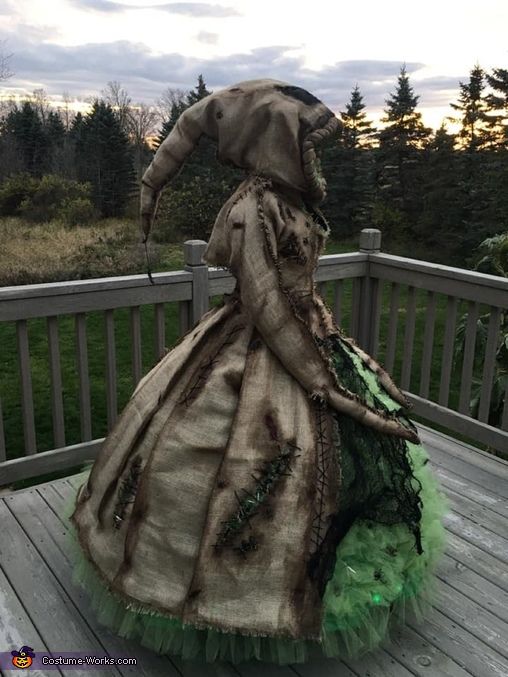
[17,174,94,223]
[0,173,39,216]
[57,197,97,226]
[154,174,238,243]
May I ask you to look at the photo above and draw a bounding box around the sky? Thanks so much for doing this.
[1,0,507,130]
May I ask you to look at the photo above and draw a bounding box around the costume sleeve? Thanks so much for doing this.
[226,182,420,443]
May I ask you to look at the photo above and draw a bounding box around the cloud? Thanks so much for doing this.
[69,0,241,16]
[1,36,465,118]
[196,31,219,44]
[157,3,240,16]
[70,0,123,11]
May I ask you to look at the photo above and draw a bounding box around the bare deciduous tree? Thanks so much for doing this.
[127,103,160,178]
[29,88,51,122]
[156,86,187,123]
[61,90,74,131]
[101,80,132,134]
[0,39,13,81]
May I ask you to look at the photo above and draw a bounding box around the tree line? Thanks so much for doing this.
[0,66,507,265]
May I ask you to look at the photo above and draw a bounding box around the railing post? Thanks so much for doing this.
[358,229,382,355]
[183,240,210,330]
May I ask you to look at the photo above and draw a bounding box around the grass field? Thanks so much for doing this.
[0,226,501,491]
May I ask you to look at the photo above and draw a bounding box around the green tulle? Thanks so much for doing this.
[64,336,449,664]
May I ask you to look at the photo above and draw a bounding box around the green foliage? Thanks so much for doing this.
[450,65,493,151]
[321,86,377,238]
[16,174,95,223]
[375,67,431,243]
[453,233,508,429]
[154,169,240,242]
[74,100,136,218]
[341,85,376,150]
[0,172,39,216]
[57,196,97,226]
[2,101,48,176]
[378,66,431,151]
[486,68,508,148]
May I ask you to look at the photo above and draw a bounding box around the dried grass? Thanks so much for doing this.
[0,217,160,286]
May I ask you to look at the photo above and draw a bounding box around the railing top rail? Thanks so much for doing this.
[371,252,508,293]
[0,251,368,301]
[0,269,193,301]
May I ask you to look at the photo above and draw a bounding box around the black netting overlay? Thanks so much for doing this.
[309,334,425,595]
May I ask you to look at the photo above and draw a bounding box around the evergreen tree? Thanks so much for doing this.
[186,74,212,106]
[153,100,186,150]
[69,111,85,145]
[484,68,508,235]
[322,86,376,237]
[44,110,66,173]
[448,66,503,255]
[3,102,48,176]
[341,85,375,150]
[378,66,431,151]
[376,66,431,242]
[416,125,465,259]
[450,65,492,151]
[485,68,508,149]
[74,100,135,217]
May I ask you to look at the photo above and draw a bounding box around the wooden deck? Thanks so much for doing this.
[0,423,507,677]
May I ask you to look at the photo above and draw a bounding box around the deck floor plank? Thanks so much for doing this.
[0,499,117,677]
[440,486,507,538]
[424,445,508,500]
[0,566,62,677]
[7,487,181,677]
[431,464,508,520]
[437,552,508,623]
[443,529,508,592]
[443,511,508,564]
[2,427,508,677]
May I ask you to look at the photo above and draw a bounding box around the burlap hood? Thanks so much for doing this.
[140,79,340,237]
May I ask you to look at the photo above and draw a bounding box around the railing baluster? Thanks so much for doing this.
[47,316,66,449]
[104,309,117,431]
[458,301,480,415]
[318,281,327,299]
[75,313,92,442]
[350,278,361,340]
[0,396,5,462]
[438,296,459,408]
[502,375,508,431]
[385,282,400,375]
[478,306,501,423]
[16,320,37,455]
[369,278,382,358]
[130,306,142,388]
[179,300,190,337]
[333,279,342,327]
[419,290,436,399]
[154,303,166,362]
[400,286,417,391]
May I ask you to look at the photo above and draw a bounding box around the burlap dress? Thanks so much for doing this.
[67,80,449,664]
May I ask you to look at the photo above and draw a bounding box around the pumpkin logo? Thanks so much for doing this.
[11,646,35,669]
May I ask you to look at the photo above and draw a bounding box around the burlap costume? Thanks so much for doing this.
[68,79,449,664]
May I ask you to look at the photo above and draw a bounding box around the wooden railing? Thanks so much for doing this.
[0,229,506,486]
